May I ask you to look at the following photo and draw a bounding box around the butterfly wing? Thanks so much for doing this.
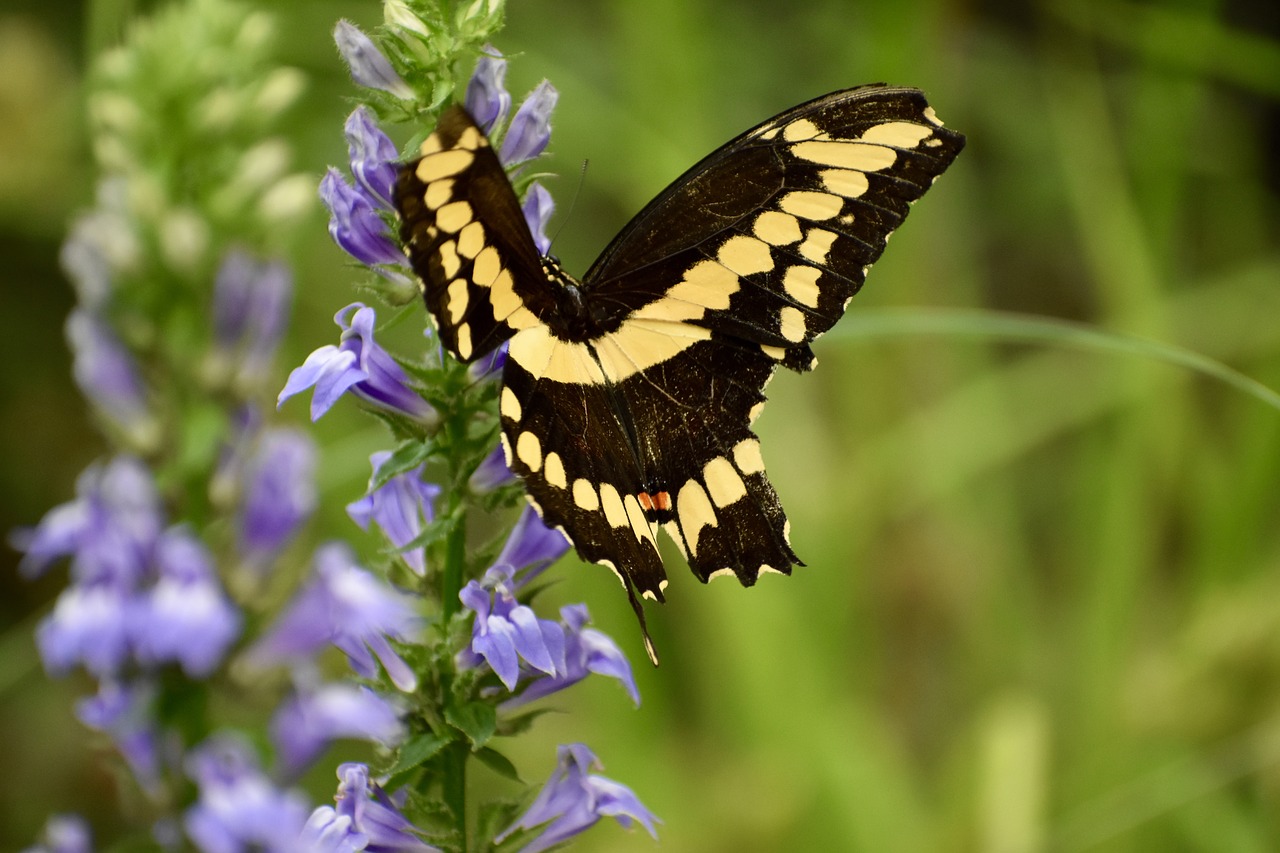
[394,106,552,362]
[567,85,966,583]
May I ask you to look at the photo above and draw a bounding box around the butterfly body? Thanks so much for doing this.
[395,86,965,661]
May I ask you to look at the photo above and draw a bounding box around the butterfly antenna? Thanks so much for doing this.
[545,159,589,255]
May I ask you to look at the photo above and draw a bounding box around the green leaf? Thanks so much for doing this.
[398,509,460,554]
[473,746,523,782]
[372,439,436,490]
[445,701,496,749]
[388,731,451,775]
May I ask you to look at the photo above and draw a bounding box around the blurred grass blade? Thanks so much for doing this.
[831,307,1280,413]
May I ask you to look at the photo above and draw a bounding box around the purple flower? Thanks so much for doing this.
[502,604,639,711]
[465,340,507,383]
[500,81,558,166]
[23,814,92,853]
[345,107,399,208]
[77,681,163,797]
[522,182,555,255]
[278,303,437,426]
[496,744,659,853]
[211,250,292,385]
[37,581,133,676]
[464,48,510,133]
[468,442,515,494]
[65,309,151,435]
[346,451,442,576]
[458,576,565,691]
[320,169,405,269]
[184,735,311,853]
[492,504,571,587]
[333,20,413,100]
[246,543,421,692]
[13,455,163,586]
[131,527,241,677]
[271,682,404,778]
[238,428,317,563]
[302,763,439,853]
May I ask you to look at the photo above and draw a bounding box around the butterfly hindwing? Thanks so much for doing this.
[395,107,551,363]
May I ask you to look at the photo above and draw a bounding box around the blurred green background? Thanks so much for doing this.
[3,0,1280,850]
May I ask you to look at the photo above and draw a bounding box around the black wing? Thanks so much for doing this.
[394,107,552,362]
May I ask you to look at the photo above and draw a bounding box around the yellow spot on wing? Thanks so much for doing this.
[798,228,837,264]
[677,479,717,557]
[447,279,469,322]
[543,452,567,489]
[779,190,843,221]
[753,210,802,246]
[455,323,472,359]
[416,148,474,182]
[516,431,542,472]
[791,140,897,172]
[779,306,807,343]
[573,479,599,511]
[733,438,765,475]
[499,386,521,422]
[436,200,472,233]
[783,266,822,308]
[599,483,628,528]
[820,168,870,199]
[703,456,747,507]
[860,121,933,147]
[424,179,453,209]
[717,235,774,277]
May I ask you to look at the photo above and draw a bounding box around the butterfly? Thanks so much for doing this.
[394,85,965,663]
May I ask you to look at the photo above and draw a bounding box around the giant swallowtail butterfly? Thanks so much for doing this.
[394,85,965,663]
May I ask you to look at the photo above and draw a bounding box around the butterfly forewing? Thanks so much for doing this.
[395,107,551,363]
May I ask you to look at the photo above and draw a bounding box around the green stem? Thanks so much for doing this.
[439,403,470,847]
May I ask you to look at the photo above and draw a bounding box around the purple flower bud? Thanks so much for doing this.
[131,527,241,677]
[24,813,92,853]
[60,219,113,310]
[65,309,150,433]
[245,543,422,692]
[468,442,515,494]
[211,250,292,385]
[500,81,558,166]
[333,20,413,99]
[279,303,437,426]
[345,106,400,208]
[346,451,441,576]
[522,182,555,255]
[496,743,659,853]
[271,683,404,778]
[301,764,439,853]
[319,168,404,268]
[464,48,510,133]
[76,680,163,797]
[458,576,565,691]
[238,428,317,563]
[465,339,507,383]
[184,735,311,853]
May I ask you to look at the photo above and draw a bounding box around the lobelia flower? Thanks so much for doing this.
[278,303,437,426]
[319,168,406,269]
[468,441,516,493]
[457,573,565,691]
[522,182,555,255]
[210,249,293,386]
[346,450,442,576]
[77,680,163,797]
[12,455,163,585]
[65,309,154,441]
[344,106,399,208]
[245,543,422,692]
[333,20,414,100]
[271,681,404,779]
[501,604,639,711]
[499,80,558,167]
[184,735,312,853]
[300,763,438,853]
[496,743,659,853]
[36,580,133,677]
[464,48,510,133]
[22,813,92,853]
[490,504,571,587]
[131,527,241,677]
[237,428,317,564]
